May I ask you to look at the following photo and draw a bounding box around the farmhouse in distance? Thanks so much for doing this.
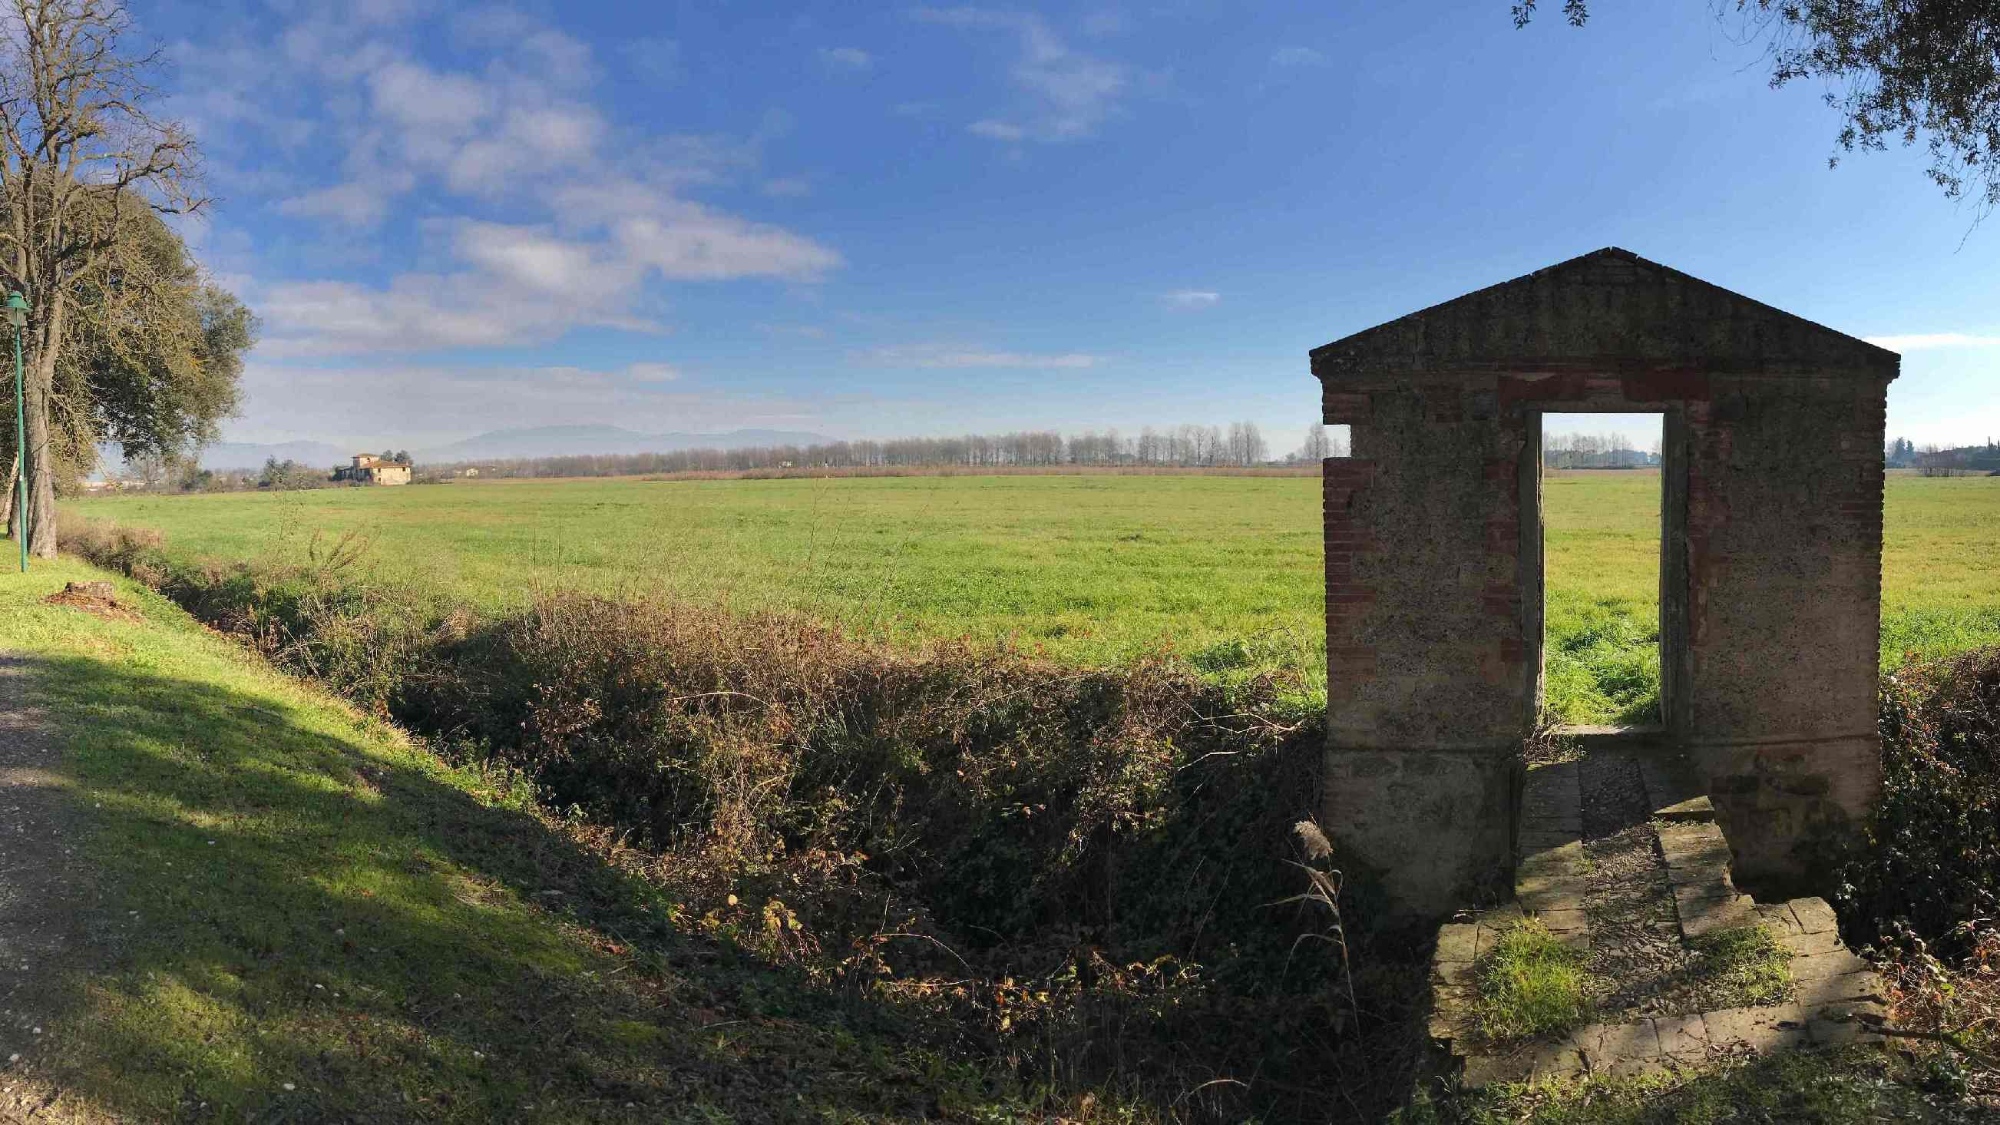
[332,453,411,486]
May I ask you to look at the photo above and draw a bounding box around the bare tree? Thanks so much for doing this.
[1241,421,1267,465]
[1301,424,1332,461]
[0,0,203,556]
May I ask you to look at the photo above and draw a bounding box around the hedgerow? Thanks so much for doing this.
[1844,647,2000,953]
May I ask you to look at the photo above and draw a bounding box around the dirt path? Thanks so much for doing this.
[0,655,96,1123]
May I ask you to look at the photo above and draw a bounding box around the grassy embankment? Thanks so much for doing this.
[0,560,1063,1122]
[73,472,2000,725]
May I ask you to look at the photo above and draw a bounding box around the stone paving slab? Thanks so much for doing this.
[1702,1004,1810,1053]
[1796,971,1883,1007]
[1520,824,1584,848]
[1577,1020,1661,1061]
[1435,923,1477,964]
[1788,897,1840,935]
[1536,908,1589,934]
[1653,1013,1708,1055]
[1675,889,1760,937]
[1793,948,1870,981]
[1431,744,1889,1090]
[1636,751,1716,823]
[1779,928,1845,957]
[1657,823,1734,870]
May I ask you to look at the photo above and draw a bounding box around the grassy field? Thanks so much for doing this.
[71,471,2000,725]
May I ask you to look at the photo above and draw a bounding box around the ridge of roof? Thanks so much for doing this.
[1311,248,1899,380]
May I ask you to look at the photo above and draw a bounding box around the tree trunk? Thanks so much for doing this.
[22,366,53,558]
[2,455,15,540]
[23,311,59,559]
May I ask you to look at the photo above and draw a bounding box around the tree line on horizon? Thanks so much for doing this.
[418,422,1349,481]
[129,423,1360,492]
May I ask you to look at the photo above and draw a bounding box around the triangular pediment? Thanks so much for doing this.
[1311,248,1898,381]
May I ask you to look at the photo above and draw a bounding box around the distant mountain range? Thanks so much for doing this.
[417,425,830,462]
[196,426,830,470]
[197,440,352,471]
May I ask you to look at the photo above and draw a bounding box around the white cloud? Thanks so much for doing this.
[1163,289,1220,308]
[1863,333,2000,351]
[453,221,619,298]
[969,119,1027,141]
[368,60,491,135]
[762,177,811,198]
[223,10,839,357]
[1271,46,1327,67]
[604,199,842,282]
[915,8,1128,142]
[622,37,684,84]
[858,344,1101,369]
[229,359,822,443]
[277,180,407,226]
[624,362,682,383]
[819,46,874,72]
[446,104,606,195]
[258,197,840,356]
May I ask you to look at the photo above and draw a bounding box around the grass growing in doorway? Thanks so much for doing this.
[1686,925,1793,1010]
[1476,919,1595,1043]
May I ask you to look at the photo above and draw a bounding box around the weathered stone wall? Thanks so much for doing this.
[1682,375,1889,895]
[1312,248,1897,919]
[1321,380,1537,916]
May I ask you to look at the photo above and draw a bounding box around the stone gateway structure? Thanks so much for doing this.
[1311,248,1898,920]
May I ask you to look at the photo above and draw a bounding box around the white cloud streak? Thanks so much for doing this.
[914,8,1128,142]
[819,46,874,71]
[232,359,816,442]
[1863,332,2000,351]
[858,344,1101,369]
[1271,46,1326,67]
[195,10,842,358]
[1163,289,1220,308]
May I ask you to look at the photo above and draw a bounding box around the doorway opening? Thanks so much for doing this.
[1539,412,1665,729]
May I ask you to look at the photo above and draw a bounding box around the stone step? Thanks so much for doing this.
[1427,743,1886,1090]
[1431,894,1888,1088]
[1516,761,1592,927]
[1557,724,1669,753]
[1636,749,1716,823]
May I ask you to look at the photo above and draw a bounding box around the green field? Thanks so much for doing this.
[72,472,2000,725]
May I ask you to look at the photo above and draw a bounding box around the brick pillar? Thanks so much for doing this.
[1321,382,1534,919]
[1680,376,1888,896]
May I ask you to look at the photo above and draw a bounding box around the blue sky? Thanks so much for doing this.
[142,0,2000,455]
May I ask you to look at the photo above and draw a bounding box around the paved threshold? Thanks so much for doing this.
[1427,743,1885,1087]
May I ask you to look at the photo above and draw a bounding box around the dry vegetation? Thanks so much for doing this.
[57,513,1437,1121]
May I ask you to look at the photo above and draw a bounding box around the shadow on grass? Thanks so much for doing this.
[1422,1045,1976,1124]
[23,652,1004,1123]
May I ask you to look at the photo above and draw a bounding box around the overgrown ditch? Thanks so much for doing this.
[59,517,1437,1122]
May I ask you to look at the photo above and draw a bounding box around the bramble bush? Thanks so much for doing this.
[1844,646,2000,954]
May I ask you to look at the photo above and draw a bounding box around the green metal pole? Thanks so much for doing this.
[13,317,24,572]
